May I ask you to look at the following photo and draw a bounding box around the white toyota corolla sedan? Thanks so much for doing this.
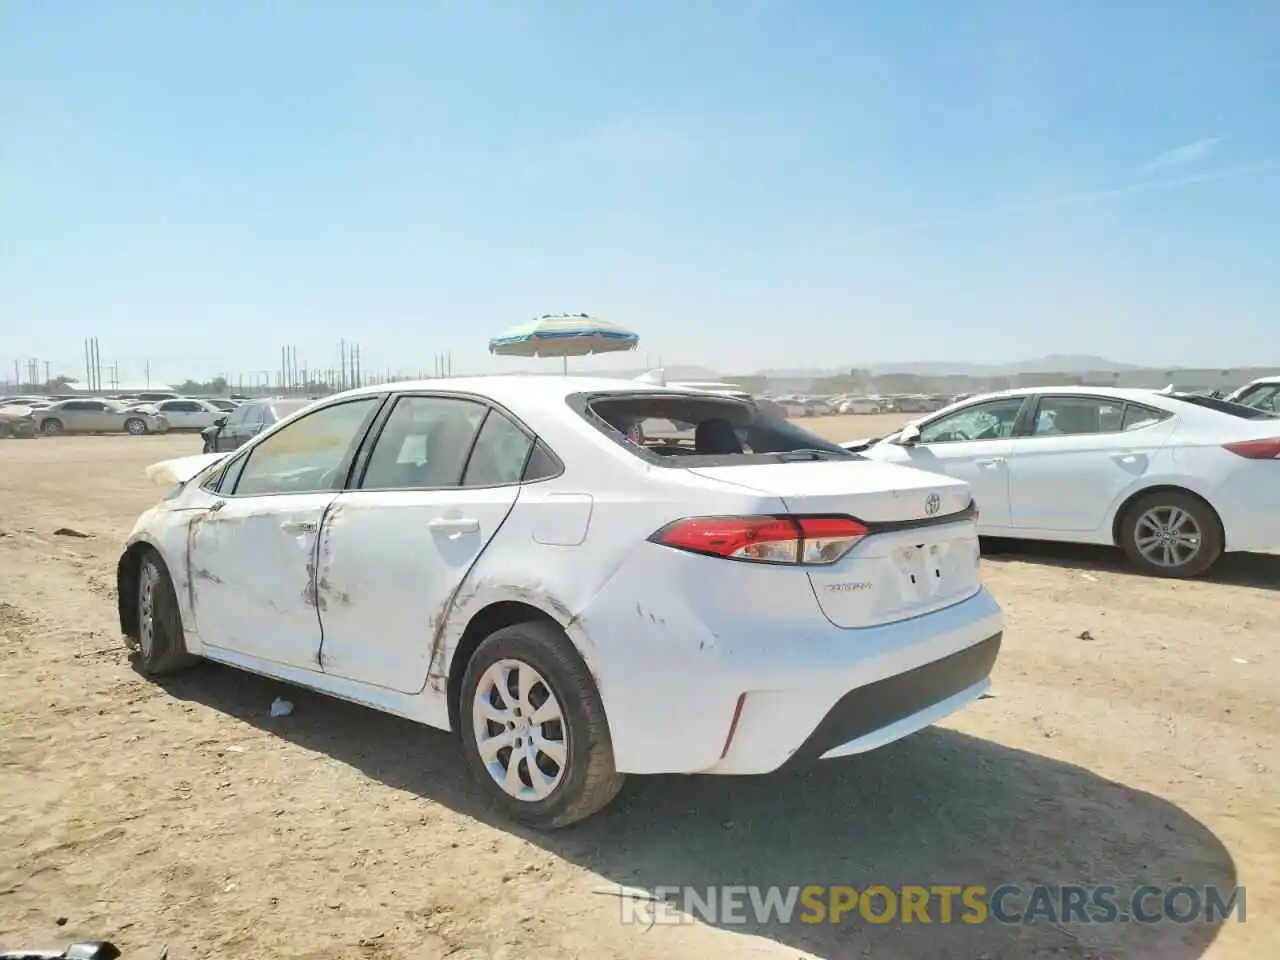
[117,376,1003,829]
[851,386,1280,578]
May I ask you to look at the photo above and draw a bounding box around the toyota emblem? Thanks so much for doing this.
[925,493,941,516]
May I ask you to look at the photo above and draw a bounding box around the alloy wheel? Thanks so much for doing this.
[1134,505,1202,569]
[471,658,568,801]
[137,562,158,658]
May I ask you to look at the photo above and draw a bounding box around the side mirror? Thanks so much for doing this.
[896,424,921,446]
[213,416,227,427]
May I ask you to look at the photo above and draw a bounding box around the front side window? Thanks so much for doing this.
[232,398,381,496]
[918,397,1025,444]
[361,396,488,489]
[1031,397,1125,437]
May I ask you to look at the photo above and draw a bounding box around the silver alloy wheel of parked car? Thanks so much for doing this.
[125,417,147,436]
[471,658,569,801]
[1133,505,1203,569]
[42,418,63,435]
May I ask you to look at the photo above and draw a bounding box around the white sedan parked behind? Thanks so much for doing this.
[855,386,1280,578]
[133,397,228,431]
[117,377,1003,828]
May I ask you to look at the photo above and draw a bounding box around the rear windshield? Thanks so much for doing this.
[1168,393,1278,420]
[570,392,858,465]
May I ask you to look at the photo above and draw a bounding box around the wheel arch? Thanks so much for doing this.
[116,536,182,639]
[1109,484,1224,546]
[440,588,604,735]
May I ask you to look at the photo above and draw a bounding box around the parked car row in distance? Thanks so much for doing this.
[0,394,252,436]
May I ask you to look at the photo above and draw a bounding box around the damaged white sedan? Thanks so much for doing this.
[118,376,1003,829]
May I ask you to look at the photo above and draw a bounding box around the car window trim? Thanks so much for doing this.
[349,390,562,492]
[915,395,1036,444]
[217,395,389,499]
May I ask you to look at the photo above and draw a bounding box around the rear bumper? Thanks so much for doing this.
[784,633,1000,766]
[579,562,1004,775]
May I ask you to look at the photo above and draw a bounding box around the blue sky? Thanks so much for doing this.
[3,1,1278,384]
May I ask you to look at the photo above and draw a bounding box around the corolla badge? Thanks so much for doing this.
[825,582,874,593]
[925,493,942,516]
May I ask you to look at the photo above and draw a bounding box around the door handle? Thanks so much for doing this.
[281,520,318,534]
[428,517,480,534]
[976,457,1006,467]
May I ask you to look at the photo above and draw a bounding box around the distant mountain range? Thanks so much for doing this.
[517,356,1265,380]
[758,355,1152,378]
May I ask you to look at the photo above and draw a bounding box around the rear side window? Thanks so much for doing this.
[1031,397,1125,437]
[522,440,561,482]
[463,410,534,487]
[571,392,855,466]
[1121,403,1172,431]
[360,395,488,489]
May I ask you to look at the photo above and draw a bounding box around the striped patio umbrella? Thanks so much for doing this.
[489,314,639,373]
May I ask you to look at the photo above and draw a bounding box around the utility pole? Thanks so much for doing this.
[13,359,20,389]
[338,339,347,391]
[353,343,361,388]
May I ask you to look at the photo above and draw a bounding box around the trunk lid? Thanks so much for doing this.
[686,459,973,523]
[686,459,982,628]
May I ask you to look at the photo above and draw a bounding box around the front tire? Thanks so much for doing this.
[459,620,624,830]
[41,418,64,435]
[134,551,197,675]
[1120,491,1223,579]
[125,417,148,436]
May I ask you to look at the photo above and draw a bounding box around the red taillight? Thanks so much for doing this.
[1222,438,1280,460]
[650,515,868,565]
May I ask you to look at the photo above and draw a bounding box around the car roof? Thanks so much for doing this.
[966,385,1179,402]
[331,375,719,408]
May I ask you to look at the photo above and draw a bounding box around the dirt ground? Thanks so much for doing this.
[0,421,1276,959]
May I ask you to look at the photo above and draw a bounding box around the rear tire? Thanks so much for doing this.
[134,551,197,675]
[1120,490,1223,579]
[458,620,624,830]
[41,418,63,435]
[125,417,148,436]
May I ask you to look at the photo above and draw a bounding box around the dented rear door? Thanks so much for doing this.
[186,492,336,670]
[314,486,519,693]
